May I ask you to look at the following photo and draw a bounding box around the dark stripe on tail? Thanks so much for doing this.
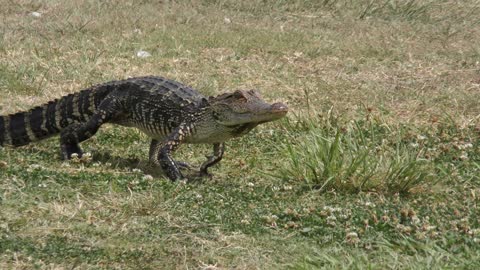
[9,112,30,146]
[59,94,74,128]
[29,106,49,139]
[0,116,5,146]
[45,100,61,135]
[78,90,91,122]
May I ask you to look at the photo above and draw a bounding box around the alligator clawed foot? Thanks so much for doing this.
[175,161,192,170]
[60,143,83,160]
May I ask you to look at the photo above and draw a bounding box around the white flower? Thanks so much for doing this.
[30,12,42,18]
[459,152,469,161]
[346,232,359,244]
[365,201,375,207]
[411,216,421,225]
[136,50,151,58]
[326,215,337,227]
[327,215,337,222]
[417,135,427,141]
[241,219,250,225]
[130,180,139,185]
[142,174,154,181]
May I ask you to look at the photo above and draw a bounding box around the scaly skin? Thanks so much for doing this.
[0,76,288,181]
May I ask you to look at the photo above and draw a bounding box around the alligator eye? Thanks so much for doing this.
[233,90,247,100]
[232,95,247,104]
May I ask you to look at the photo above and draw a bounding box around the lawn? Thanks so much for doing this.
[1,0,479,269]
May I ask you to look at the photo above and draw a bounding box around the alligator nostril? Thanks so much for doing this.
[271,103,289,113]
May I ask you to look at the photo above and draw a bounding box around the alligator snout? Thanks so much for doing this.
[271,103,289,115]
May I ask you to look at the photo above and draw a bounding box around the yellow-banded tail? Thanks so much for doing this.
[0,87,110,147]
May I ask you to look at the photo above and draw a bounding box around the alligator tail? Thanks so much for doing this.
[0,86,111,147]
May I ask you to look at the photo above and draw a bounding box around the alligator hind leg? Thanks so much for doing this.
[60,123,84,159]
[200,143,225,177]
[60,97,122,160]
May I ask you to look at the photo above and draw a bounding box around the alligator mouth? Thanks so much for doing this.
[231,122,259,136]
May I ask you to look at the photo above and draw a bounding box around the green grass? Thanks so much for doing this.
[275,115,435,193]
[1,0,480,269]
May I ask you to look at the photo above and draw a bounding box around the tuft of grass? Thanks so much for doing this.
[276,113,433,194]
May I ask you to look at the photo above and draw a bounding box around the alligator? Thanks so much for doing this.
[0,76,288,181]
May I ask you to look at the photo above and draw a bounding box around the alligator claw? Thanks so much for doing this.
[60,143,83,160]
[175,161,192,170]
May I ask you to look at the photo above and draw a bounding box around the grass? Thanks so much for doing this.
[1,0,480,269]
[276,115,434,193]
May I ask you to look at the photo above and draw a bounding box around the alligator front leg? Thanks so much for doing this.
[149,124,190,181]
[149,139,190,172]
[200,143,225,177]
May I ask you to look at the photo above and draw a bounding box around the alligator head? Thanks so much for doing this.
[208,90,288,135]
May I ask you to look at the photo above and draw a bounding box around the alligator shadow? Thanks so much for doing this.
[91,151,202,181]
[25,146,202,181]
[90,151,157,174]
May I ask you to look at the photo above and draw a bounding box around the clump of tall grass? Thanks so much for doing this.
[277,113,433,194]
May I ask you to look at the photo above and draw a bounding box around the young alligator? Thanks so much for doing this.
[0,76,288,180]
